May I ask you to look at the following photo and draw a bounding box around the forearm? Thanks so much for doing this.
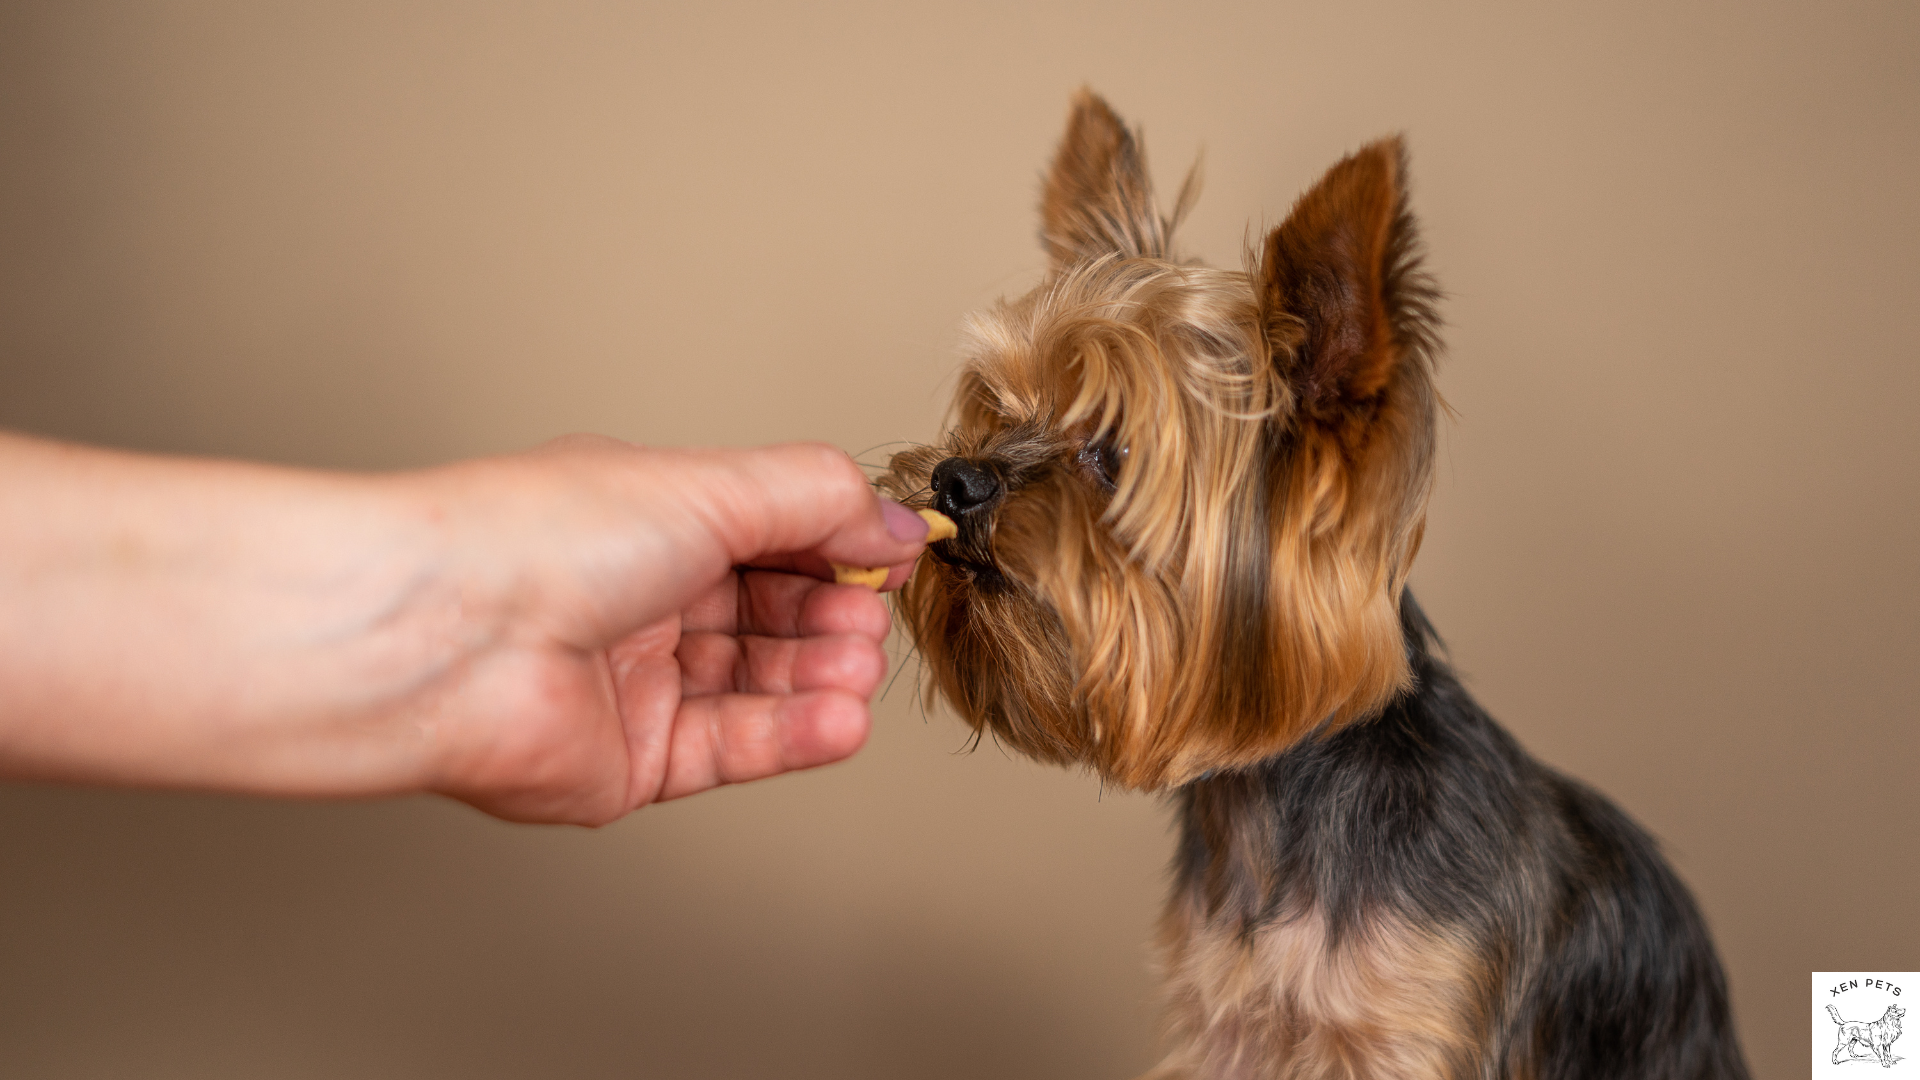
[0,433,465,795]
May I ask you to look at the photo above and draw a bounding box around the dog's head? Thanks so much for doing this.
[883,92,1440,789]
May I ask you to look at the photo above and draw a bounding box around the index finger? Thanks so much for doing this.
[683,570,893,641]
[740,551,922,592]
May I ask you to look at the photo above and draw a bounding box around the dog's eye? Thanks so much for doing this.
[1078,440,1128,489]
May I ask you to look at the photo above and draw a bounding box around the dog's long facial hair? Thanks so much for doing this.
[883,92,1749,1079]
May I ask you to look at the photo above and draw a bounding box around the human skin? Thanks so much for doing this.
[0,432,928,826]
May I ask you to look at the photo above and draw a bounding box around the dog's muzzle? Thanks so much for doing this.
[926,456,1006,582]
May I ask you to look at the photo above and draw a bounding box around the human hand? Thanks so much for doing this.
[396,437,931,825]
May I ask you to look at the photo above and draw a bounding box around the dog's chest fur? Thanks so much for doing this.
[1152,902,1490,1079]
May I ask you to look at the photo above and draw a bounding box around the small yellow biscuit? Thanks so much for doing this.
[917,508,959,542]
[831,564,889,588]
[829,510,957,588]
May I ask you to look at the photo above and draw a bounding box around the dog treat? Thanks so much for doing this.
[831,564,889,588]
[829,509,958,589]
[917,508,959,542]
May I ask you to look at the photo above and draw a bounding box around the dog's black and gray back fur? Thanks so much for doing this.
[1172,594,1748,1077]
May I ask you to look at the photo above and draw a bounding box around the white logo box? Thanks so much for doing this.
[1815,972,1915,1073]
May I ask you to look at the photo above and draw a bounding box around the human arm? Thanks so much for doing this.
[0,432,928,825]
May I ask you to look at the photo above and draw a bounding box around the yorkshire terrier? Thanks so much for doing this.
[882,92,1750,1079]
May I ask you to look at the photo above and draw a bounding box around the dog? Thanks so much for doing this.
[1829,1004,1905,1067]
[881,91,1750,1078]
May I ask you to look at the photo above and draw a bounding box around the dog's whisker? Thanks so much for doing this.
[879,635,919,702]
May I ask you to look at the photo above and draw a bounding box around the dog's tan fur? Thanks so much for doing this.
[1145,902,1494,1080]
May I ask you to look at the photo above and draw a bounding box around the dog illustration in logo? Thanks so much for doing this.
[1828,1003,1905,1067]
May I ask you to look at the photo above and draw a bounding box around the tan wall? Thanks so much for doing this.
[2,2,1915,1076]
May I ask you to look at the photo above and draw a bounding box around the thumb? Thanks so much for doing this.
[671,443,930,575]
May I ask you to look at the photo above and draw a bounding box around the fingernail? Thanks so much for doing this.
[881,499,930,543]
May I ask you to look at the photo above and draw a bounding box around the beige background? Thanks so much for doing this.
[2,1,1916,1076]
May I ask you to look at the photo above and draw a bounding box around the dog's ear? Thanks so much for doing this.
[1230,140,1441,755]
[1039,90,1170,267]
[1258,137,1438,431]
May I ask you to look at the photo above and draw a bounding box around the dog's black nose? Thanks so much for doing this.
[931,457,1000,519]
